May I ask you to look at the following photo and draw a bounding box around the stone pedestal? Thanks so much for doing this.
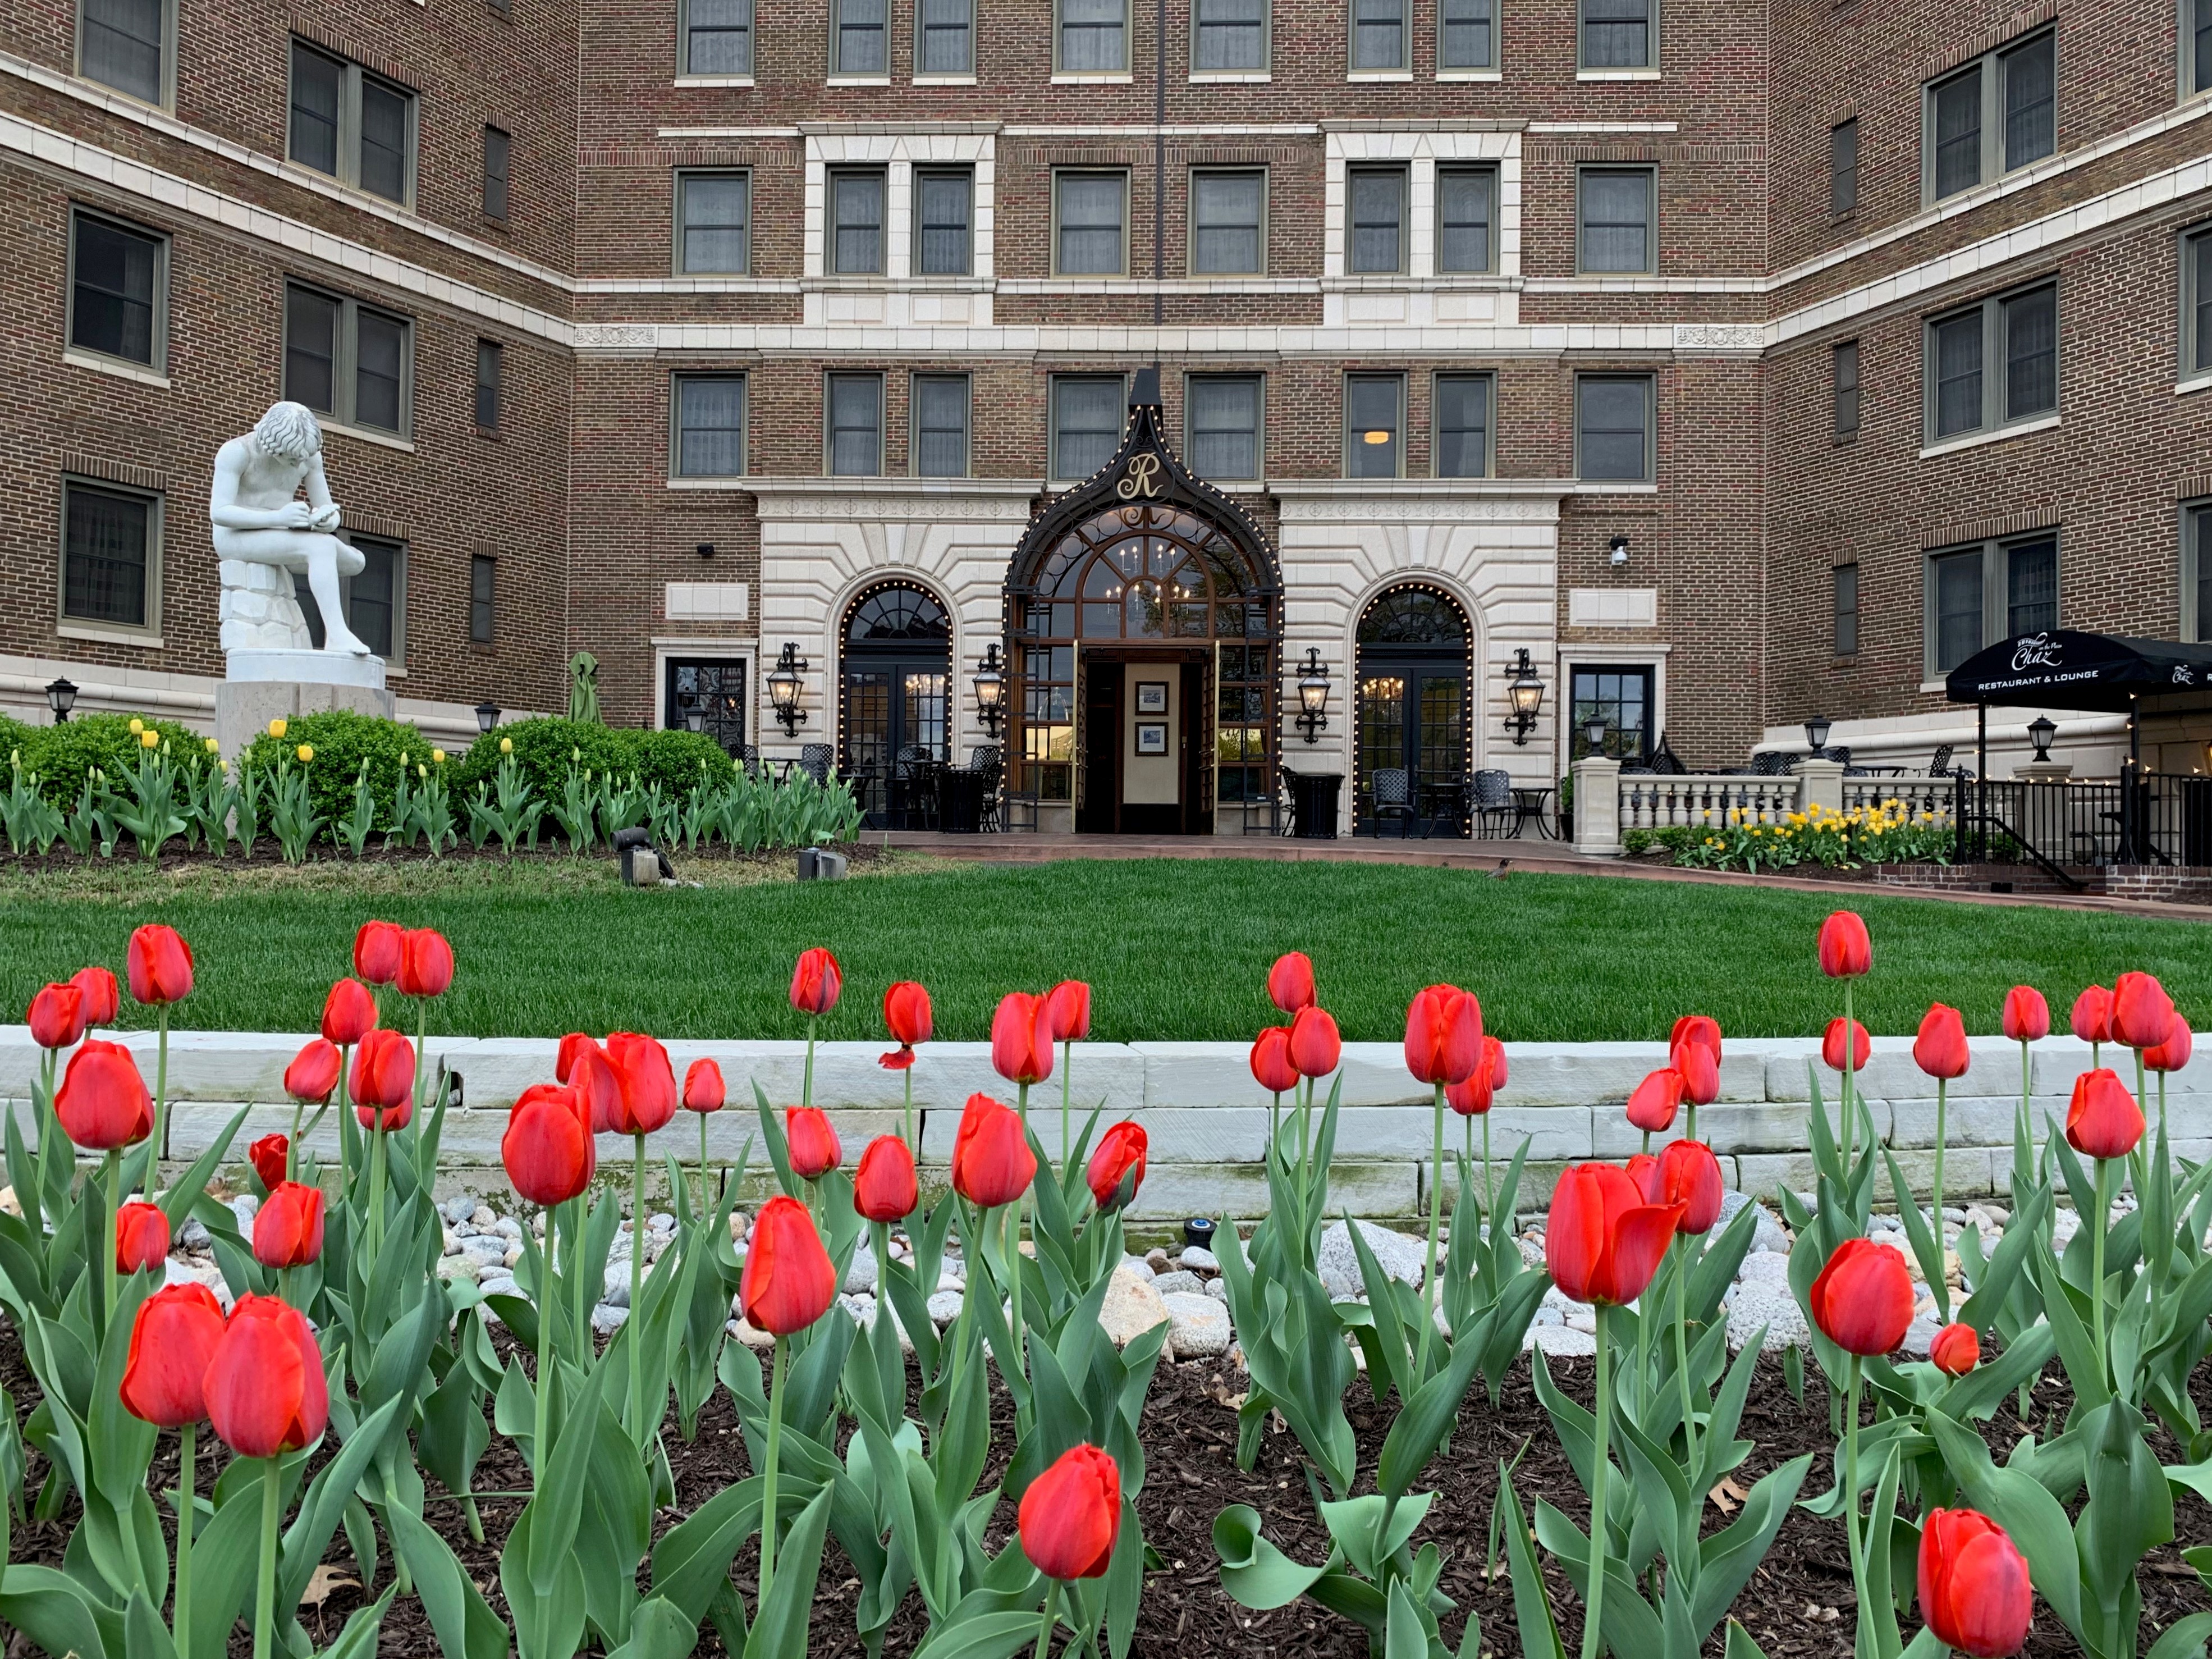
[2013,759,2074,782]
[1571,756,1622,856]
[218,560,313,652]
[216,659,392,759]
[1797,757,1846,812]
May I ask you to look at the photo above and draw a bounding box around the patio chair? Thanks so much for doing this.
[893,744,937,830]
[967,744,1004,831]
[786,743,833,787]
[1369,767,1419,838]
[1927,744,1954,776]
[1469,768,1518,838]
[1649,735,1687,775]
[1751,750,1790,777]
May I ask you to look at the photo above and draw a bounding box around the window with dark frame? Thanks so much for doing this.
[1352,0,1406,69]
[1347,166,1407,274]
[293,534,404,662]
[1054,172,1126,275]
[826,373,885,475]
[282,281,410,436]
[287,40,413,205]
[2192,502,2212,642]
[914,169,972,275]
[1191,169,1265,275]
[1925,29,2056,202]
[1439,0,1492,68]
[2193,0,2212,97]
[1434,373,1491,478]
[1344,373,1403,478]
[830,168,887,275]
[918,0,972,74]
[1833,564,1858,656]
[681,0,753,74]
[482,126,511,221]
[1436,166,1495,273]
[470,554,496,643]
[1187,374,1262,479]
[831,0,886,74]
[1057,0,1126,70]
[1577,166,1654,273]
[79,0,168,103]
[68,209,164,368]
[677,171,750,273]
[912,373,969,476]
[1580,0,1651,68]
[1925,534,2059,672]
[1192,0,1264,70]
[1830,117,1858,215]
[1833,339,1860,438]
[1576,374,1652,481]
[1924,280,2058,442]
[475,340,502,430]
[61,479,156,630]
[2187,224,2212,378]
[673,374,747,476]
[1050,374,1125,479]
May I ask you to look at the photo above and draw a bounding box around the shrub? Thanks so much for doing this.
[451,717,736,800]
[22,712,204,806]
[237,710,433,838]
[0,712,34,764]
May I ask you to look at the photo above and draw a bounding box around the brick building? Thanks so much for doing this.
[4,0,2209,825]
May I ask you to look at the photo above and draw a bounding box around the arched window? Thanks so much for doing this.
[1355,584,1474,835]
[848,584,951,643]
[840,581,952,828]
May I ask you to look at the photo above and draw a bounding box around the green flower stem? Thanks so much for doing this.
[699,1111,712,1218]
[2017,1040,2032,1153]
[367,1124,388,1258]
[1004,1203,1027,1380]
[410,1000,427,1127]
[1686,1102,1697,1142]
[1843,1358,1865,1630]
[1673,1238,1696,1472]
[284,1098,304,1183]
[570,1197,589,1361]
[1060,1039,1073,1168]
[904,1068,916,1157]
[1033,1578,1061,1659]
[1931,1076,1949,1322]
[252,1455,281,1659]
[1269,1090,1280,1151]
[534,1203,554,1491]
[1482,1114,1494,1230]
[758,1334,787,1615]
[1417,1082,1446,1379]
[336,1044,355,1199]
[630,1131,647,1445]
[173,1422,195,1640]
[1841,982,1855,1169]
[1582,1302,1612,1659]
[803,1016,817,1110]
[146,1006,171,1204]
[2091,1157,2110,1361]
[103,1148,119,1338]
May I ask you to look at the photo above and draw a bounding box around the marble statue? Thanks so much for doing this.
[210,401,372,657]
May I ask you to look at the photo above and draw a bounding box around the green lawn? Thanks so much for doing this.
[4,853,2206,1044]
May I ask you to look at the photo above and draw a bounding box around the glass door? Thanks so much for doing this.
[843,657,948,828]
[1355,661,1468,832]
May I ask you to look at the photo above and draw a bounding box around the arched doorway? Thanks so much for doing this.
[839,581,951,829]
[1355,584,1473,835]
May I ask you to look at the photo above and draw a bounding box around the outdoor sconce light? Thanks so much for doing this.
[695,542,715,560]
[1294,648,1331,744]
[1504,647,1546,746]
[767,642,809,736]
[1609,534,1631,566]
[474,701,501,735]
[973,642,1007,737]
[45,677,77,723]
[1582,715,1610,754]
[2027,715,2057,762]
[1803,715,1833,756]
[681,695,707,735]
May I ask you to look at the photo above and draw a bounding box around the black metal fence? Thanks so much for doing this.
[1952,771,2212,872]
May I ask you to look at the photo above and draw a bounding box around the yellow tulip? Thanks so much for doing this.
[268,718,287,739]
[500,736,514,755]
[204,737,219,753]
[139,729,159,749]
[128,717,144,735]
[431,748,446,765]
[297,744,314,763]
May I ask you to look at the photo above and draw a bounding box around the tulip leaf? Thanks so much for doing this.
[2033,1240,2111,1411]
[1384,1576,1430,1659]
[2145,1612,2212,1659]
[1213,1503,1335,1610]
[1692,1454,1812,1643]
[1724,1621,1774,1659]
[1688,1203,1759,1329]
[501,1501,589,1659]
[525,1336,615,1595]
[1881,1149,1947,1299]
[317,1586,401,1659]
[748,1483,833,1657]
[277,1395,405,1625]
[1492,1467,1568,1659]
[385,1502,510,1659]
[1531,1495,1665,1656]
[1377,1312,1487,1500]
[1104,1498,1143,1659]
[1924,1411,2083,1642]
[0,1561,121,1659]
[126,1583,180,1659]
[1936,1324,2054,1424]
[908,1608,1055,1659]
[602,1596,699,1659]
[750,1080,798,1200]
[155,1107,249,1238]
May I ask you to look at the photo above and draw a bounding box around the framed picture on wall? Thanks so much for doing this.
[1134,720,1169,755]
[1134,680,1169,714]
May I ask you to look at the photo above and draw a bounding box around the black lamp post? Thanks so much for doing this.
[1803,715,1833,757]
[2027,715,2057,761]
[973,642,1006,737]
[474,701,501,735]
[1581,714,1610,756]
[681,694,707,735]
[45,677,77,723]
[767,642,808,736]
[1505,647,1545,746]
[1294,648,1331,744]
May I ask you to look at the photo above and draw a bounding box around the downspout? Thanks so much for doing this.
[1153,0,1165,358]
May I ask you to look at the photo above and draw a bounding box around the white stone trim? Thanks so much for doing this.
[671,75,756,87]
[802,129,996,326]
[63,348,171,388]
[1916,412,2062,459]
[1000,123,1320,136]
[1323,128,1523,298]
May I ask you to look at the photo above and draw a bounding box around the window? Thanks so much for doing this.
[1347,166,1407,274]
[1351,0,1406,70]
[475,340,502,429]
[1833,339,1860,438]
[61,479,159,632]
[299,534,404,662]
[1057,0,1126,70]
[681,0,753,74]
[1830,118,1858,215]
[78,0,170,103]
[1190,170,1265,275]
[1187,374,1262,479]
[1439,0,1492,68]
[1923,280,2058,442]
[1051,375,1124,479]
[1436,166,1495,273]
[1575,374,1653,481]
[1577,166,1655,274]
[2189,502,2212,641]
[1580,0,1651,68]
[831,0,886,74]
[2183,223,2212,378]
[829,169,886,275]
[918,0,972,74]
[288,41,414,205]
[482,126,511,221]
[912,373,969,475]
[1833,564,1859,656]
[67,208,166,369]
[1925,535,2058,671]
[1344,373,1403,478]
[2192,0,2212,97]
[1054,171,1126,275]
[1193,0,1265,70]
[673,374,747,476]
[1434,373,1491,477]
[826,373,884,474]
[914,170,972,275]
[283,282,411,436]
[470,554,496,643]
[1924,30,2055,202]
[677,171,750,273]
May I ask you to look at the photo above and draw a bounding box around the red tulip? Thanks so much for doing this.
[2145,1011,2193,1073]
[739,1194,836,1335]
[683,1058,726,1114]
[205,1294,329,1457]
[320,978,378,1046]
[1486,1037,1509,1090]
[1625,1067,1684,1134]
[1624,1151,1659,1200]
[570,1041,622,1134]
[790,947,841,1017]
[1930,1322,1980,1377]
[1087,1121,1147,1212]
[353,920,404,986]
[1824,1017,1870,1073]
[785,1106,842,1179]
[1809,1238,1914,1356]
[1918,1509,2033,1657]
[1447,1034,1510,1116]
[1047,979,1093,1043]
[991,991,1055,1086]
[1817,910,1871,978]
[1404,984,1482,1086]
[249,1134,290,1193]
[350,1027,415,1130]
[2069,985,2112,1045]
[853,1135,918,1223]
[1286,1006,1341,1078]
[1545,1162,1684,1306]
[127,924,194,1004]
[1651,1139,1724,1235]
[881,981,932,1069]
[284,1037,341,1104]
[120,1283,225,1427]
[70,965,121,1027]
[54,1039,153,1150]
[1913,1003,1970,1081]
[1267,952,1316,1014]
[2000,986,2049,1044]
[253,1181,326,1269]
[1018,1443,1121,1580]
[1669,1014,1721,1106]
[28,982,86,1049]
[555,1031,594,1084]
[951,1092,1036,1208]
[116,1200,170,1272]
[1251,1026,1299,1094]
[397,928,454,998]
[2112,971,2176,1050]
[2064,1068,2143,1160]
[502,1082,595,1206]
[604,1032,677,1135]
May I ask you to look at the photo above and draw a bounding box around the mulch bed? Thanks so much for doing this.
[3,1333,2208,1659]
[0,840,892,876]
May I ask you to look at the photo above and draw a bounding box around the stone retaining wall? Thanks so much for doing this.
[4,1028,2204,1223]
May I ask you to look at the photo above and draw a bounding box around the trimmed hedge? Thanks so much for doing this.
[237,709,435,834]
[18,713,207,806]
[450,717,736,800]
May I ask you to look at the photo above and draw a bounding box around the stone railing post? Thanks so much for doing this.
[1572,756,1622,855]
[1798,757,1845,815]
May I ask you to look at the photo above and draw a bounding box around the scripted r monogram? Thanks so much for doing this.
[1116,454,1162,500]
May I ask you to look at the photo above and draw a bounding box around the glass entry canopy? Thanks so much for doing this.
[840,582,951,828]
